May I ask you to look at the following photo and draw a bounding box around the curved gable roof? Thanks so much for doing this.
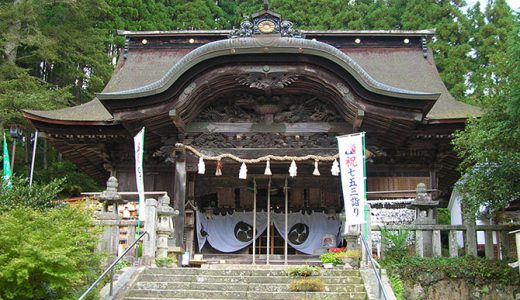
[97,36,440,102]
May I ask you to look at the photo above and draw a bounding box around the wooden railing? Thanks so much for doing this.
[371,224,520,259]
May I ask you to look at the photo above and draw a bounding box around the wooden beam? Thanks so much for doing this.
[186,122,350,134]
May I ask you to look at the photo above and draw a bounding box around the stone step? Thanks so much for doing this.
[145,267,360,277]
[138,274,364,284]
[133,281,366,293]
[126,289,368,300]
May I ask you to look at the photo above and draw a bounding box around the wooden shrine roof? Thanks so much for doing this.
[25,30,479,124]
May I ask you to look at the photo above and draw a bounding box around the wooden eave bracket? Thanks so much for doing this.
[353,109,364,132]
[169,108,186,139]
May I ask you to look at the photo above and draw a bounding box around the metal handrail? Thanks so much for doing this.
[361,235,390,300]
[78,231,148,300]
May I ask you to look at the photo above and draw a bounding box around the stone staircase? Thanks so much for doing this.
[122,265,368,300]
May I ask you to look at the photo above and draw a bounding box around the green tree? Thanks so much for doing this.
[452,15,520,216]
[466,0,515,103]
[0,206,101,300]
[0,175,64,212]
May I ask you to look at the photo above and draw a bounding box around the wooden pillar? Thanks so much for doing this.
[449,230,459,257]
[185,179,195,258]
[432,230,442,257]
[484,230,495,259]
[174,151,186,249]
[415,230,424,257]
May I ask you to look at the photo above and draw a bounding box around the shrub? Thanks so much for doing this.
[320,252,342,265]
[386,256,520,287]
[380,227,411,263]
[0,207,101,300]
[389,273,406,300]
[0,176,64,212]
[155,256,177,268]
[289,278,325,292]
[287,265,321,277]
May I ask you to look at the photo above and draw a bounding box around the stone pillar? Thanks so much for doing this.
[465,219,477,256]
[338,211,360,251]
[126,223,136,261]
[408,183,438,257]
[500,230,510,259]
[449,230,459,257]
[96,212,121,260]
[432,230,442,257]
[415,230,424,257]
[142,198,158,266]
[156,194,179,258]
[485,230,495,259]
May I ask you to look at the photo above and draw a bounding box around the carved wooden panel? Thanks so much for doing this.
[240,187,254,209]
[309,188,321,208]
[322,191,339,208]
[194,94,342,123]
[290,188,304,209]
[217,187,235,208]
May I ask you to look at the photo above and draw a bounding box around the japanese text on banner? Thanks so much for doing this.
[337,133,366,226]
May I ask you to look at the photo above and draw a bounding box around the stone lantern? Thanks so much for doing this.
[408,182,438,256]
[96,176,126,259]
[156,194,179,258]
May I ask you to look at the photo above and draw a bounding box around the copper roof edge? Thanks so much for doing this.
[22,110,115,126]
[117,29,436,37]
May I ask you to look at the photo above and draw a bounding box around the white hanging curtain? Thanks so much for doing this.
[196,210,268,253]
[272,211,341,255]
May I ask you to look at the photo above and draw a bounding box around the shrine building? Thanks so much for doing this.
[24,7,479,258]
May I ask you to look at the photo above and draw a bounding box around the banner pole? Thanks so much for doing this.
[252,177,257,265]
[29,130,38,187]
[362,132,368,239]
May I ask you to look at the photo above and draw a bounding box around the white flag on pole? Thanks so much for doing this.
[134,128,145,221]
[337,133,366,227]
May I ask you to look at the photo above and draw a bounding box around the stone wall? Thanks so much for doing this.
[403,277,519,300]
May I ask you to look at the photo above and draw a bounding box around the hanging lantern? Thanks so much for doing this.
[331,159,340,176]
[264,159,272,176]
[215,160,223,176]
[289,160,297,177]
[198,157,205,174]
[239,162,247,179]
[313,160,320,176]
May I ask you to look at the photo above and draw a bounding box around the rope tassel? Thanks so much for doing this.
[215,160,223,176]
[239,162,248,179]
[313,160,320,176]
[289,160,297,177]
[331,159,340,176]
[198,157,205,174]
[264,159,272,176]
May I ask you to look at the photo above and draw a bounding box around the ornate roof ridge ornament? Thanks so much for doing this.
[228,2,304,39]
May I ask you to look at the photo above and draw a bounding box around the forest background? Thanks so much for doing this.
[0,0,518,215]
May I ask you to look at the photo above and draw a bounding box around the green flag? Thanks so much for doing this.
[3,133,12,189]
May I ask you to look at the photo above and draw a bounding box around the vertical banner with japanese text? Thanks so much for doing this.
[337,133,366,227]
[134,127,145,222]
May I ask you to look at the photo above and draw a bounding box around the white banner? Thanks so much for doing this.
[134,127,145,221]
[337,133,366,226]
